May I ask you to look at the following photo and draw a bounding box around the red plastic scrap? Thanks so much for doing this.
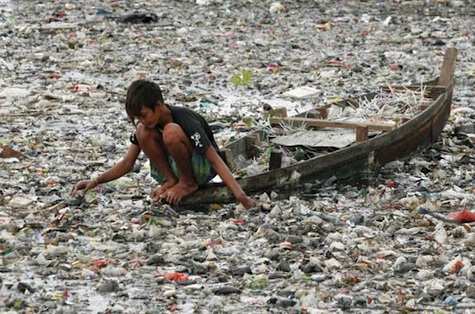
[63,288,70,300]
[386,180,397,188]
[448,209,475,223]
[450,260,464,274]
[231,218,246,225]
[389,63,402,71]
[55,11,66,18]
[49,10,66,22]
[164,272,189,282]
[327,59,351,69]
[204,239,223,248]
[70,84,91,93]
[91,259,110,270]
[168,304,177,312]
[130,217,141,224]
[267,63,281,73]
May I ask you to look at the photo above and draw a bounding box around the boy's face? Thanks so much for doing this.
[137,106,161,129]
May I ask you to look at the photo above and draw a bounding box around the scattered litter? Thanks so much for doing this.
[282,86,319,99]
[0,1,473,313]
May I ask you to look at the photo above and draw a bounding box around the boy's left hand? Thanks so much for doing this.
[71,179,98,196]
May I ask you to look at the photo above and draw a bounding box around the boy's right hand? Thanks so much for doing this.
[71,179,98,196]
[237,194,256,210]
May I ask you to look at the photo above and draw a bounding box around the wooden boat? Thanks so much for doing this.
[181,48,457,205]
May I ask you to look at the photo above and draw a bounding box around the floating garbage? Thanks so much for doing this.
[0,0,474,312]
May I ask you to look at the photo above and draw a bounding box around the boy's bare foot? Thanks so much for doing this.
[161,180,198,204]
[151,179,178,202]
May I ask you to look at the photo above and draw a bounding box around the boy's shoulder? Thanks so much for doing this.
[170,105,206,122]
[170,105,196,114]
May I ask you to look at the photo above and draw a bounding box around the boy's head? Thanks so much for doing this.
[125,80,164,126]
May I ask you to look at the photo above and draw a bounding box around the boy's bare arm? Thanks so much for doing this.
[71,144,141,195]
[95,144,141,184]
[205,146,255,209]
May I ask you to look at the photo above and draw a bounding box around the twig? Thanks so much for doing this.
[42,201,66,212]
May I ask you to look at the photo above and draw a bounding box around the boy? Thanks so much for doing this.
[71,80,255,209]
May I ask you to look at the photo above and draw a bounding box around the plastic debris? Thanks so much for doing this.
[448,209,475,223]
[0,1,474,312]
[163,272,190,282]
[120,12,159,24]
[282,86,319,99]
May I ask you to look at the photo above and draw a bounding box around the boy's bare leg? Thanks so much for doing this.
[136,123,177,197]
[161,123,198,203]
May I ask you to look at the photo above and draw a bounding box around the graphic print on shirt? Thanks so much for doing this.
[191,132,203,148]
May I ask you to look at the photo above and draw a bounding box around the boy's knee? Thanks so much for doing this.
[136,123,156,143]
[163,123,185,145]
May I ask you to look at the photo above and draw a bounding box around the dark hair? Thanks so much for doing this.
[125,80,164,124]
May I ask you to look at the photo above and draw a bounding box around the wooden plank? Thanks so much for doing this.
[356,126,368,142]
[221,148,237,172]
[269,149,283,170]
[270,117,395,131]
[245,134,260,158]
[438,48,457,87]
[317,108,328,120]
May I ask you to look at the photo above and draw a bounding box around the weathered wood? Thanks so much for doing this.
[224,129,268,159]
[245,134,261,158]
[438,48,457,87]
[356,126,368,142]
[221,148,237,171]
[269,149,283,170]
[270,117,395,131]
[373,93,447,164]
[392,114,412,126]
[317,108,328,120]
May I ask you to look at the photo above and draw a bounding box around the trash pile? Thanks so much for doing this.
[1,0,475,312]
